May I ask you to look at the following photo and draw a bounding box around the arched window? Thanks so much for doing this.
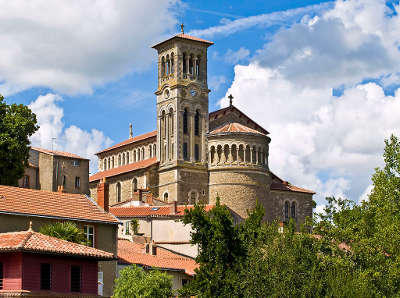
[103,159,107,171]
[153,144,156,158]
[194,110,200,136]
[183,53,187,73]
[112,157,115,168]
[108,158,110,169]
[291,202,296,219]
[116,183,121,203]
[170,53,174,74]
[134,150,137,162]
[189,55,193,74]
[142,148,145,159]
[163,192,168,201]
[166,54,170,76]
[169,108,174,136]
[284,201,289,222]
[118,155,121,166]
[127,153,129,164]
[122,153,125,165]
[196,56,200,77]
[183,108,188,134]
[132,178,138,193]
[149,145,152,158]
[161,56,165,77]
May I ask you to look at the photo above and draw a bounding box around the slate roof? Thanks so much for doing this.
[110,204,215,218]
[0,185,119,224]
[118,239,198,276]
[0,230,114,260]
[209,122,266,136]
[89,157,158,182]
[270,172,315,194]
[152,33,214,49]
[96,130,157,155]
[31,147,88,160]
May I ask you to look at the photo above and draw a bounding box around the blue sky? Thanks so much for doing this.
[2,0,400,209]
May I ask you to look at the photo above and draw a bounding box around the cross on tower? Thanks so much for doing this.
[180,23,184,34]
[228,94,233,106]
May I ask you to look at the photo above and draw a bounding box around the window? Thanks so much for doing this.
[84,225,95,247]
[75,176,80,189]
[126,153,129,164]
[71,266,81,292]
[195,111,200,136]
[183,143,188,160]
[182,279,188,286]
[132,178,138,193]
[291,202,296,219]
[63,176,66,187]
[71,160,80,167]
[284,201,289,222]
[163,192,168,201]
[125,221,130,235]
[183,109,188,134]
[116,183,121,202]
[40,263,51,290]
[189,191,197,204]
[195,144,200,161]
[0,262,3,290]
[149,145,152,158]
[22,175,29,188]
[103,159,107,170]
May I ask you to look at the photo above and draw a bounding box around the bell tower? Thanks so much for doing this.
[152,28,213,204]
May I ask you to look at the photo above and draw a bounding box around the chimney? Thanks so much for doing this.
[129,123,133,139]
[146,193,153,205]
[278,221,284,233]
[97,177,109,212]
[170,201,177,215]
[151,241,157,256]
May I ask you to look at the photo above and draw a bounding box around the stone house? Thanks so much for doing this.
[18,147,89,195]
[89,31,315,227]
[0,228,114,297]
[0,185,119,297]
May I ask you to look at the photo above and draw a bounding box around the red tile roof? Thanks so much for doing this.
[0,230,114,260]
[209,122,266,136]
[96,131,157,155]
[31,147,87,160]
[152,33,214,49]
[270,172,315,194]
[209,105,269,135]
[89,157,158,182]
[110,204,215,218]
[118,240,198,276]
[0,185,119,224]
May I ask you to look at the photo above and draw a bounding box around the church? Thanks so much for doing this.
[89,30,315,224]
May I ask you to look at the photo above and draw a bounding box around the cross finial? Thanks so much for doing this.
[228,94,233,106]
[180,23,184,34]
[28,221,33,232]
[129,123,133,139]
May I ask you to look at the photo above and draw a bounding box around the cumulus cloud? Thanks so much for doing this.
[0,0,178,95]
[29,93,112,173]
[224,47,250,64]
[219,0,400,204]
[209,75,227,91]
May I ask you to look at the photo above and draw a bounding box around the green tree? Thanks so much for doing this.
[39,222,87,245]
[0,95,39,186]
[112,265,173,298]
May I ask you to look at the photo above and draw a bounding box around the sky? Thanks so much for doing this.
[2,0,400,211]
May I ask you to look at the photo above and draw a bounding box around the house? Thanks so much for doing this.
[110,203,215,258]
[117,239,198,292]
[18,147,90,195]
[0,185,119,297]
[0,226,115,297]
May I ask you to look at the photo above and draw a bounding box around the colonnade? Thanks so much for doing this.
[208,144,268,167]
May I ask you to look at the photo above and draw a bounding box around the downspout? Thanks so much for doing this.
[55,159,59,191]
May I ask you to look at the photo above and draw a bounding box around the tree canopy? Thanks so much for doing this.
[0,95,39,185]
[181,135,400,297]
[39,222,88,245]
[112,265,173,298]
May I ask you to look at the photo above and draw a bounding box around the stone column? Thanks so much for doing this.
[186,56,190,76]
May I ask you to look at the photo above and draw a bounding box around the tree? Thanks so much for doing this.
[112,265,172,298]
[39,222,87,245]
[0,95,39,186]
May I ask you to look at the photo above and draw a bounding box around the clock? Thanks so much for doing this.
[190,89,197,97]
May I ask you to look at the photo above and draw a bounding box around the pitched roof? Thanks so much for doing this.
[209,122,266,136]
[118,239,198,276]
[89,157,158,182]
[270,172,315,194]
[96,130,157,155]
[110,204,215,218]
[0,185,119,224]
[31,147,87,160]
[209,105,269,135]
[152,33,213,49]
[0,230,114,260]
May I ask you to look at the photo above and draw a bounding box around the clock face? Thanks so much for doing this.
[190,89,197,97]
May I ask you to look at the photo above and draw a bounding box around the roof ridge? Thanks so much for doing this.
[17,231,33,249]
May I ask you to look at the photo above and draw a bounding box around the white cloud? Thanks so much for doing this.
[0,0,179,95]
[224,47,250,64]
[29,93,112,173]
[188,2,333,38]
[209,75,227,91]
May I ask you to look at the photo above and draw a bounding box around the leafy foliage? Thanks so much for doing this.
[0,95,39,186]
[39,222,87,245]
[112,265,172,298]
[181,136,400,297]
[130,218,139,235]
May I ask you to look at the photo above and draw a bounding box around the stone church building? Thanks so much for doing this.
[89,32,314,224]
